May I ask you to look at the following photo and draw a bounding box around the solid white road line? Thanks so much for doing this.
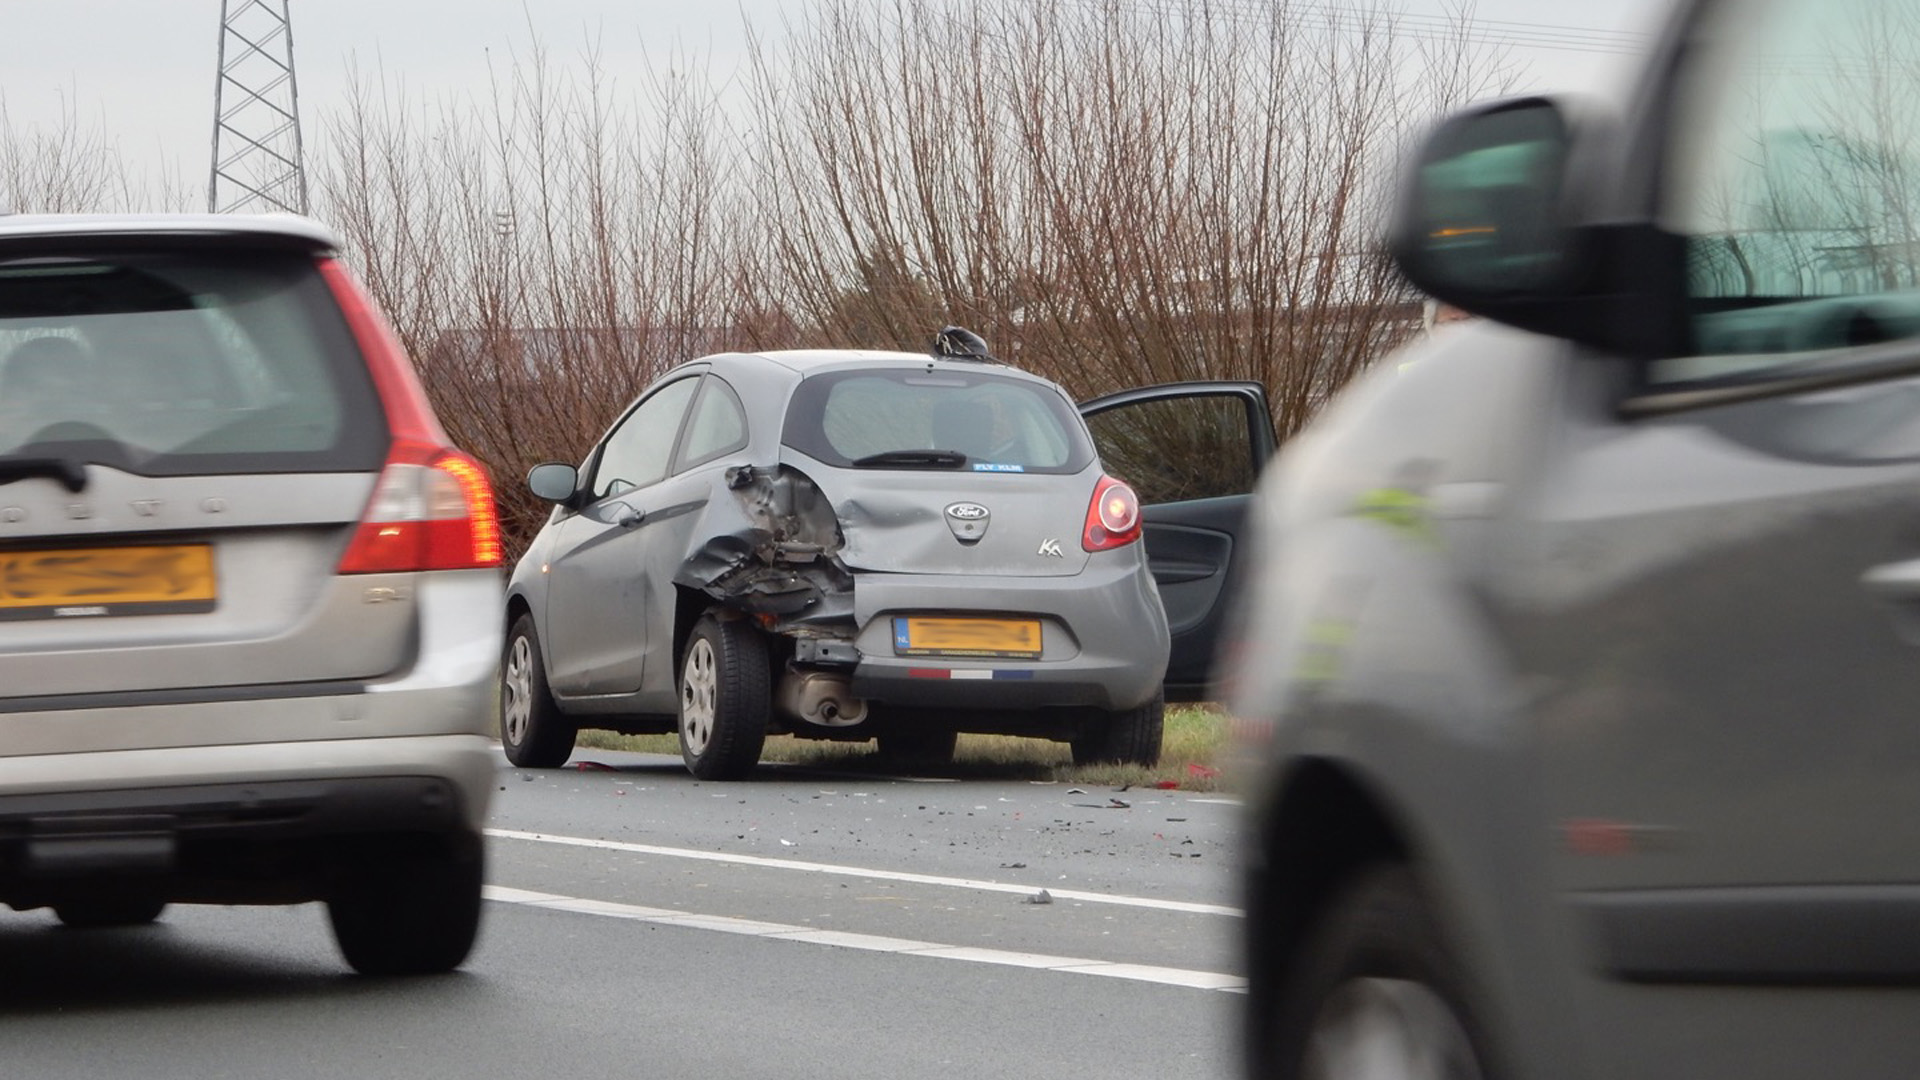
[484,885,1247,993]
[486,827,1243,917]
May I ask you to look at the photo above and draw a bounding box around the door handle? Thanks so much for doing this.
[1861,558,1920,600]
[616,506,645,529]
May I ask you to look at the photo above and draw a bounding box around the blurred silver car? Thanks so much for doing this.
[1232,0,1920,1076]
[503,330,1273,778]
[0,215,502,974]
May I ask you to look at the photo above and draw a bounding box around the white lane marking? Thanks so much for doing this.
[486,828,1243,917]
[485,885,1247,993]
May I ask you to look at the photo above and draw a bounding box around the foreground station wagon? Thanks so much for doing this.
[0,214,502,974]
[502,330,1272,778]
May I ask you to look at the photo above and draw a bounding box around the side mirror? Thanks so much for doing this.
[526,462,580,504]
[1391,97,1577,305]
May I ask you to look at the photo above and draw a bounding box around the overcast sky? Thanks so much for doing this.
[0,0,1673,196]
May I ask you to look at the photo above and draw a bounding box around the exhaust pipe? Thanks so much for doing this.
[776,670,868,728]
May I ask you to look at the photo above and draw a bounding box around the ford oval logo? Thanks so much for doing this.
[944,501,991,543]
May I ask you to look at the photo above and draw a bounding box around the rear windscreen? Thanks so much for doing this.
[782,367,1094,474]
[0,249,387,475]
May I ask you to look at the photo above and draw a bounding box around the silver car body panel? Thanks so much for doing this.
[849,553,1168,710]
[0,468,402,697]
[0,213,339,249]
[508,348,1169,724]
[1236,323,1920,1078]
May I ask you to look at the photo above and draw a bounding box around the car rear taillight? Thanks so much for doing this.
[1082,475,1143,552]
[338,442,503,572]
[318,257,503,573]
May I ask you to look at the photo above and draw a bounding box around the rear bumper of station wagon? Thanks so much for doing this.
[0,734,494,910]
[0,568,502,911]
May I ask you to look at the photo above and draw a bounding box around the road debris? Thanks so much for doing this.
[1025,889,1053,905]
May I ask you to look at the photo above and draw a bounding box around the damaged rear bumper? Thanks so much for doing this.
[845,558,1168,712]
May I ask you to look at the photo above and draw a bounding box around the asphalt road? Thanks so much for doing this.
[0,749,1248,1080]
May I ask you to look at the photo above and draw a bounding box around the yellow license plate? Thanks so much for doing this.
[0,544,217,620]
[893,616,1042,658]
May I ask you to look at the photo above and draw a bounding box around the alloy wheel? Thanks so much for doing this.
[503,633,534,745]
[1304,976,1482,1080]
[681,637,718,756]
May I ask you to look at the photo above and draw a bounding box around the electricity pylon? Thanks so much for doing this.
[207,0,308,214]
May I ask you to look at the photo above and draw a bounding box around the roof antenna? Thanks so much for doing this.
[931,326,996,363]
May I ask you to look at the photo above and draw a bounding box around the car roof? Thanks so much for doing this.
[702,348,1060,387]
[0,212,340,252]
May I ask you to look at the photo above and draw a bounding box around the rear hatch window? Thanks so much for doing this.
[781,367,1094,475]
[0,245,409,710]
[0,249,386,473]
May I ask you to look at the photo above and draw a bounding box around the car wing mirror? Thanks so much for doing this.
[526,462,580,504]
[1391,96,1578,308]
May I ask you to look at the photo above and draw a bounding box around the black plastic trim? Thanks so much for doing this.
[0,678,368,715]
[0,776,474,906]
[0,776,463,835]
[1577,885,1920,984]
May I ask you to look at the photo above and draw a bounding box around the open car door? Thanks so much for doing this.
[1080,381,1275,701]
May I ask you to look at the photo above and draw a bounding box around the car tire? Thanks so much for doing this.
[1070,690,1164,766]
[53,898,165,928]
[329,837,484,976]
[875,726,958,766]
[502,613,576,768]
[678,614,771,780]
[1269,864,1493,1080]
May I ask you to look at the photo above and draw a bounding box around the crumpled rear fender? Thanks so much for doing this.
[671,463,854,627]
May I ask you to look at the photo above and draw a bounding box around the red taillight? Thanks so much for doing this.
[338,442,503,573]
[318,258,500,573]
[1082,475,1142,552]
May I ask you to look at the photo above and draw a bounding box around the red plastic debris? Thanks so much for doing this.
[1186,762,1220,779]
[1154,780,1180,790]
[571,761,616,771]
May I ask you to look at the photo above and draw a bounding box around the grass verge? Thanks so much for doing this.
[575,704,1233,791]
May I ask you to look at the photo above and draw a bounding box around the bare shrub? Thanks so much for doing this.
[308,36,758,550]
[0,2,1513,562]
[0,97,191,213]
[746,0,1515,436]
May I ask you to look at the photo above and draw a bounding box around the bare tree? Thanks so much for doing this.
[0,0,1512,559]
[0,96,191,212]
[746,0,1513,435]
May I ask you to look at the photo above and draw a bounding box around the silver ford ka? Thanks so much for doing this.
[503,330,1273,778]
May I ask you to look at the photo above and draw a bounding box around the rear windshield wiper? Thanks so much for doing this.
[0,455,88,492]
[849,449,967,469]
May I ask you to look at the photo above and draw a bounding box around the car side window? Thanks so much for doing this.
[1662,0,1920,382]
[591,376,699,500]
[675,375,749,470]
[1084,392,1260,505]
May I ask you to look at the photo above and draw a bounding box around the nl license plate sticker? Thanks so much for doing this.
[0,543,217,620]
[893,616,1042,659]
